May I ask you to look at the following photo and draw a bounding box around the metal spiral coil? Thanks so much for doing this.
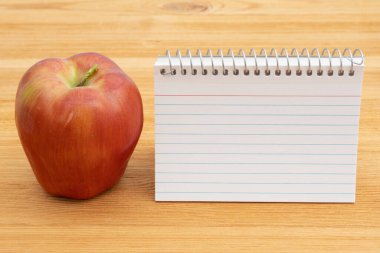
[160,48,364,76]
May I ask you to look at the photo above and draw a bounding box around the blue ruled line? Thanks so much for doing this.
[156,152,356,156]
[156,192,354,195]
[156,172,355,175]
[155,143,357,146]
[156,113,359,116]
[155,133,358,136]
[155,104,360,107]
[156,123,359,126]
[156,162,355,165]
[156,182,355,185]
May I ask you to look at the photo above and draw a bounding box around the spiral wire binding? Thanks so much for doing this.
[205,49,216,75]
[238,49,249,75]
[227,49,238,75]
[280,48,291,76]
[217,49,227,75]
[332,48,344,76]
[300,48,312,76]
[160,48,364,76]
[290,48,302,76]
[259,48,270,76]
[269,48,281,76]
[321,48,333,76]
[248,48,260,75]
[196,49,206,75]
[174,49,183,75]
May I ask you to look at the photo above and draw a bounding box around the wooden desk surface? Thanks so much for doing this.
[1,0,379,252]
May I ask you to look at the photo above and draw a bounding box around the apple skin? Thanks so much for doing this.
[15,52,143,199]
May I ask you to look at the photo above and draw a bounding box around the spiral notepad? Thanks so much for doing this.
[154,48,364,202]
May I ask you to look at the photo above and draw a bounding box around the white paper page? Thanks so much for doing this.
[154,56,364,202]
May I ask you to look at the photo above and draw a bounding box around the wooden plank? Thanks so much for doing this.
[0,0,379,252]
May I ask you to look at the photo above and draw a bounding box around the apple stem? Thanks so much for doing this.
[76,64,98,87]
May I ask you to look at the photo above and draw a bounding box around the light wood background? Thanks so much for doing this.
[0,0,379,252]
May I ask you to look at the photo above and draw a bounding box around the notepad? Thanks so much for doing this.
[154,48,364,202]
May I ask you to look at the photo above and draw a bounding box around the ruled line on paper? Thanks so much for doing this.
[156,162,355,165]
[155,132,358,136]
[155,104,361,106]
[155,95,361,97]
[156,172,356,175]
[156,192,355,195]
[156,152,356,155]
[156,143,357,145]
[156,182,355,185]
[156,123,359,126]
[156,113,359,116]
[155,133,358,136]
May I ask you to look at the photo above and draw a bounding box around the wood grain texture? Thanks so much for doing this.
[0,0,379,252]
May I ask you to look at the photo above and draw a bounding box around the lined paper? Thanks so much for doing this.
[154,56,363,202]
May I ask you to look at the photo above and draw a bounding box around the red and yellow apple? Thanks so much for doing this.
[15,52,143,199]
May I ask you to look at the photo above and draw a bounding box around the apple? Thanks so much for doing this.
[15,52,143,199]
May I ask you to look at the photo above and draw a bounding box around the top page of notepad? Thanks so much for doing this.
[154,56,364,202]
